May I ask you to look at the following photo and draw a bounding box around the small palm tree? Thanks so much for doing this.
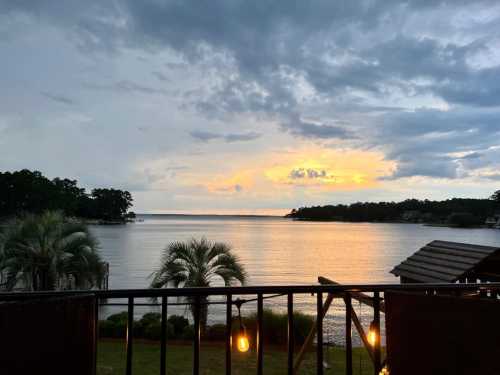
[0,211,104,291]
[150,238,247,330]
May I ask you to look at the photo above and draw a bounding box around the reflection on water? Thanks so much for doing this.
[92,214,500,345]
[92,214,500,288]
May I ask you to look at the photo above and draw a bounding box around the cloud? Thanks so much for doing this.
[481,173,500,181]
[289,168,327,179]
[374,108,500,179]
[41,92,75,105]
[84,80,170,96]
[283,115,356,140]
[189,130,261,143]
[3,0,500,213]
[151,71,169,82]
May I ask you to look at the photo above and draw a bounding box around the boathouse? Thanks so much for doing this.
[390,240,500,283]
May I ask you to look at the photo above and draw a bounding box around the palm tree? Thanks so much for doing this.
[150,238,247,330]
[0,211,105,291]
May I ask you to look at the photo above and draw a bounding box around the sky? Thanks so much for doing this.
[1,1,500,215]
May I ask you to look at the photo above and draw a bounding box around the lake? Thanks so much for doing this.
[91,214,500,344]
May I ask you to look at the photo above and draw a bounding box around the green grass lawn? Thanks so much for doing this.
[97,339,375,375]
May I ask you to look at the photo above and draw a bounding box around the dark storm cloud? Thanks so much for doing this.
[189,130,261,143]
[3,0,500,180]
[283,115,356,140]
[375,108,500,179]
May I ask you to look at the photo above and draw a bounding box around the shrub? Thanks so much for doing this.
[106,312,128,325]
[140,312,161,326]
[99,319,126,338]
[205,324,226,341]
[168,315,189,337]
[143,321,174,340]
[181,325,195,340]
[239,309,314,349]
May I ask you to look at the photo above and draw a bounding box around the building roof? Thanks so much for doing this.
[390,240,500,283]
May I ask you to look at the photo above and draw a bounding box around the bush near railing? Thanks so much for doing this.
[99,309,314,348]
[99,312,193,340]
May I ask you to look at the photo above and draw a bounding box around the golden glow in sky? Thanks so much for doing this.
[199,147,395,196]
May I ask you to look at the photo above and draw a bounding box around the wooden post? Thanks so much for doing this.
[294,276,382,374]
[373,292,381,375]
[293,293,335,374]
[345,294,353,375]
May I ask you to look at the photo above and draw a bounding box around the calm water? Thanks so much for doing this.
[91,214,500,344]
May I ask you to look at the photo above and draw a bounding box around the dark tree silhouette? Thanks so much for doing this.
[0,169,133,221]
[491,190,500,204]
[0,211,105,290]
[287,197,498,224]
[150,238,246,331]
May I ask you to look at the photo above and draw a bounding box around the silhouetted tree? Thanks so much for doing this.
[0,169,134,220]
[287,196,498,223]
[491,190,500,204]
[0,211,104,290]
[90,188,133,220]
[150,238,247,331]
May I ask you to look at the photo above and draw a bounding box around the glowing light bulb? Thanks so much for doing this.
[237,333,250,352]
[368,321,378,347]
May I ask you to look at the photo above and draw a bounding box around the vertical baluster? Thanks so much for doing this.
[193,296,201,375]
[316,292,323,375]
[287,293,294,375]
[345,294,352,375]
[226,294,232,375]
[160,296,168,375]
[373,292,381,375]
[257,294,264,375]
[94,295,99,375]
[126,297,134,375]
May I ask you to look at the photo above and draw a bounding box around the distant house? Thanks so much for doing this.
[391,240,500,283]
[485,213,500,228]
[402,210,421,222]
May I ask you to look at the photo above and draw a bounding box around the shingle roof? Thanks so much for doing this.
[390,240,500,283]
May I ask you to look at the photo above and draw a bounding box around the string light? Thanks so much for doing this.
[379,365,390,375]
[235,299,250,353]
[368,320,378,347]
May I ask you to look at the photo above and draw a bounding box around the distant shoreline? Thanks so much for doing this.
[289,217,496,229]
[136,213,282,218]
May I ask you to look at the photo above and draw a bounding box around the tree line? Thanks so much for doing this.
[286,192,500,225]
[0,169,133,221]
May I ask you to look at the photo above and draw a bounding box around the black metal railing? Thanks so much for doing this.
[2,282,500,375]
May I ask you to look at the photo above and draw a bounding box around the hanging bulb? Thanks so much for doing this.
[368,321,378,347]
[235,299,249,352]
[237,326,250,352]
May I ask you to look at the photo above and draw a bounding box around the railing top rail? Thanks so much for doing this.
[1,282,500,300]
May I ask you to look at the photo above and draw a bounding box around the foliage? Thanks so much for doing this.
[167,315,189,337]
[99,309,314,349]
[0,169,133,220]
[100,313,182,340]
[0,211,105,290]
[150,238,247,330]
[241,309,314,348]
[205,324,226,341]
[287,197,499,223]
[447,212,483,227]
[491,190,500,204]
[87,189,133,221]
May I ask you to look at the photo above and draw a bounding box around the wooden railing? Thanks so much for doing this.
[1,282,500,375]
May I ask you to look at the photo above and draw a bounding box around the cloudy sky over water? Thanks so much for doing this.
[1,1,500,214]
